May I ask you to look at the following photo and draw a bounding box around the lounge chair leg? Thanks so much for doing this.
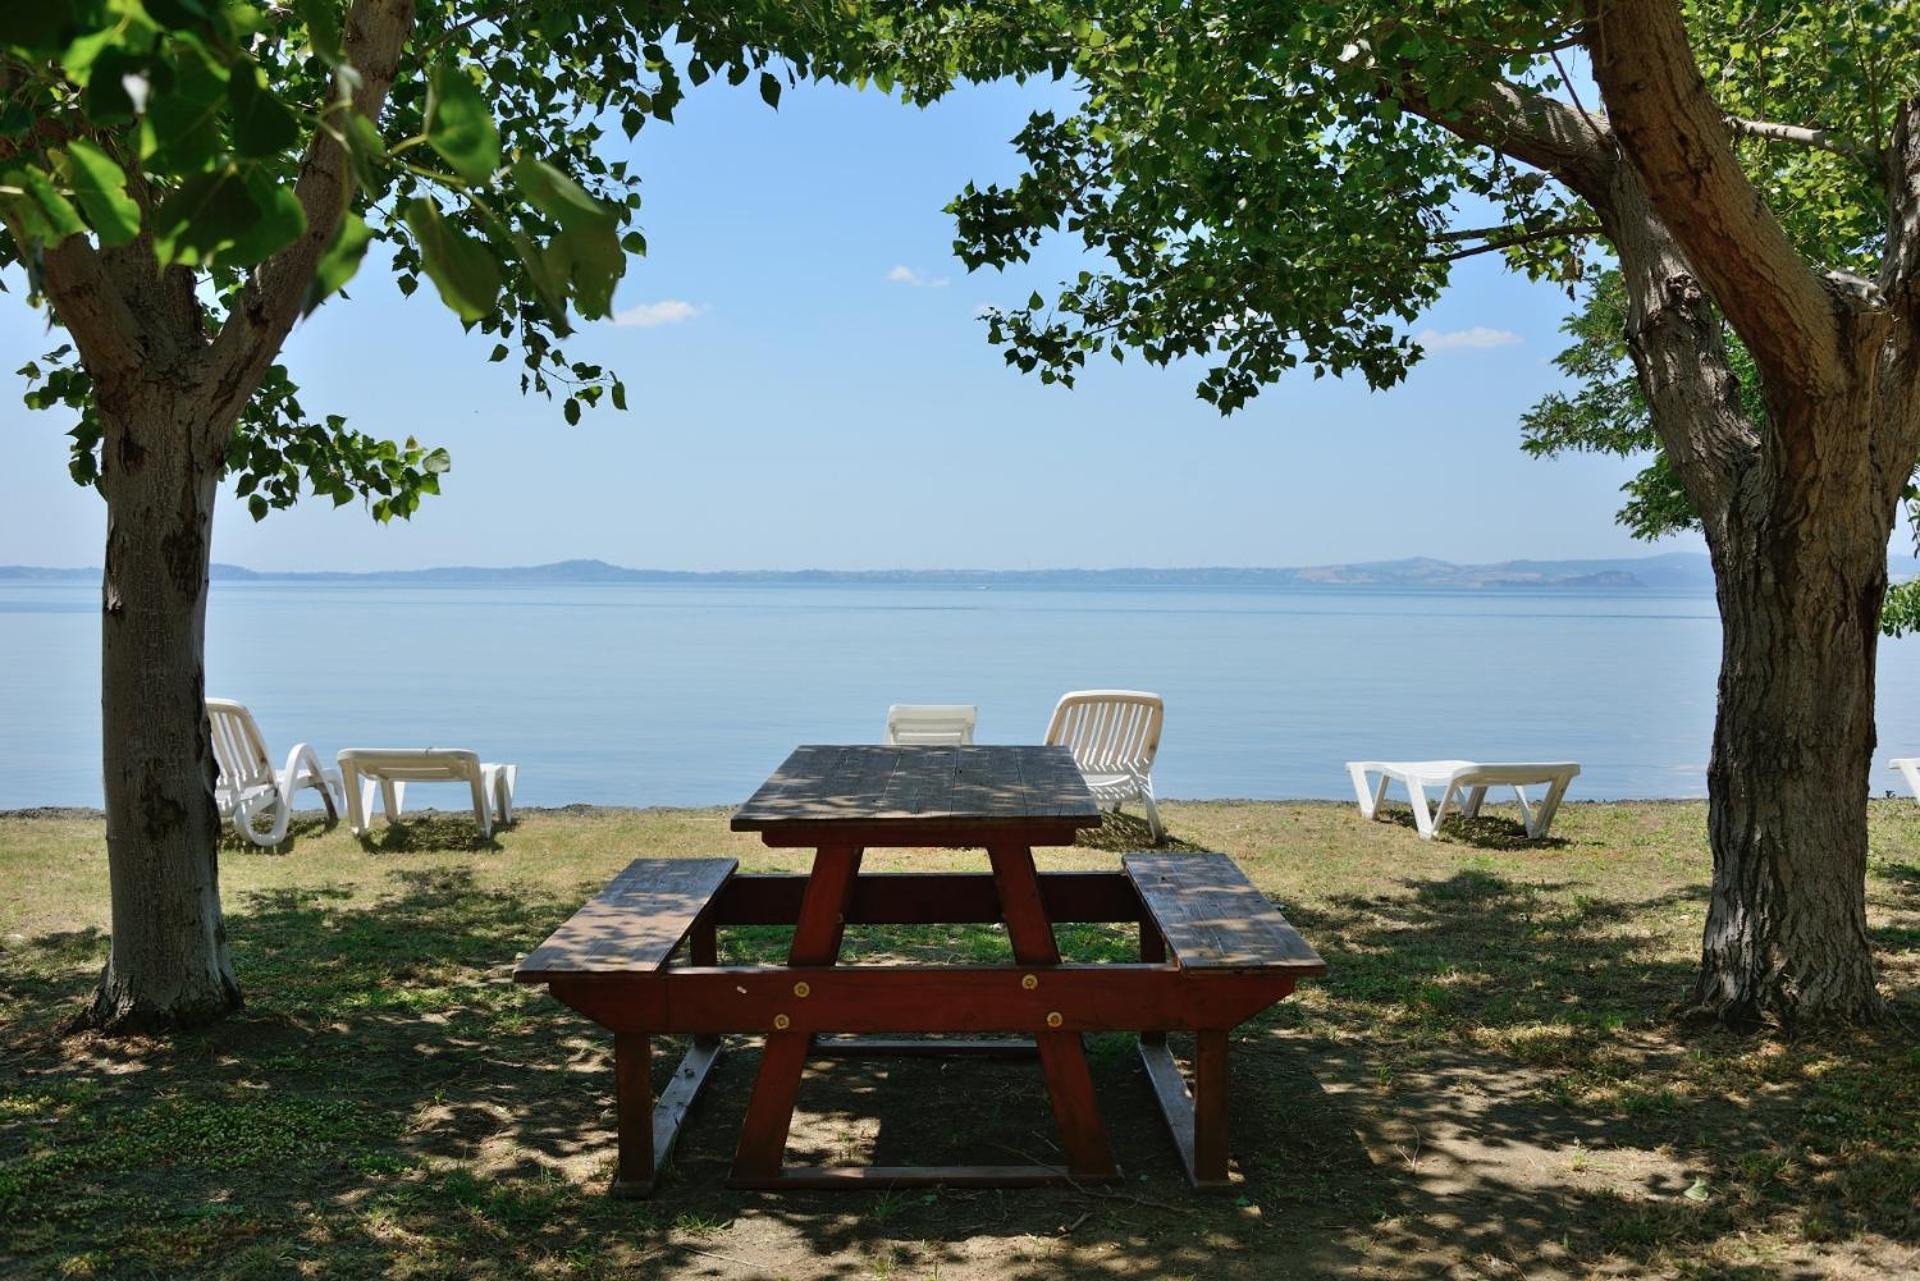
[1406,780,1436,839]
[1349,764,1383,820]
[471,772,492,840]
[1463,784,1488,820]
[1531,775,1572,839]
[1139,784,1165,844]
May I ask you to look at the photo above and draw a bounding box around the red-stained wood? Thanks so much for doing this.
[988,839,1118,1181]
[733,1164,1080,1191]
[731,1031,814,1183]
[612,1033,654,1197]
[789,844,863,964]
[731,745,1100,837]
[813,1036,1037,1059]
[1140,914,1169,1048]
[515,858,737,980]
[710,871,1143,927]
[1124,853,1326,973]
[607,1033,723,1199]
[1193,1030,1230,1185]
[1139,1036,1234,1190]
[550,964,1296,1035]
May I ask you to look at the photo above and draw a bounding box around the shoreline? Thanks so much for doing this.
[3,795,1792,822]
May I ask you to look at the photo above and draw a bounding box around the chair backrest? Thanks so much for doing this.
[1044,690,1164,776]
[885,704,978,746]
[207,699,273,796]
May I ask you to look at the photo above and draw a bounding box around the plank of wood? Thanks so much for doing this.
[555,964,1296,1036]
[710,870,1144,927]
[515,858,736,977]
[1123,853,1326,971]
[731,745,1100,832]
[730,1164,1092,1191]
[1138,1037,1233,1189]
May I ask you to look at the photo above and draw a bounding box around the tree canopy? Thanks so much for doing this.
[1,0,870,521]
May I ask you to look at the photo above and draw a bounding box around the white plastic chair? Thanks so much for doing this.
[337,748,517,839]
[1346,760,1580,840]
[885,704,978,746]
[1044,690,1165,841]
[207,698,341,847]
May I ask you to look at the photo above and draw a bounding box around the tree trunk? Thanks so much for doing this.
[1694,392,1891,1027]
[80,393,239,1033]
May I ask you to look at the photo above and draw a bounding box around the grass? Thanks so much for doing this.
[0,798,1916,1278]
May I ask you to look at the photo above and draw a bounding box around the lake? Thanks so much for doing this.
[4,580,1919,809]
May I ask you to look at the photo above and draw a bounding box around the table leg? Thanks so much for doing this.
[613,1032,654,1196]
[730,843,863,1185]
[988,842,1120,1182]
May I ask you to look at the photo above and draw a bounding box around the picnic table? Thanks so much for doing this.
[514,744,1325,1195]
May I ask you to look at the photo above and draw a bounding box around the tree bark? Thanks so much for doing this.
[1694,393,1892,1024]
[81,390,237,1032]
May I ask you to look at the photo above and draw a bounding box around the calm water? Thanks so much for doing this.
[4,580,1919,808]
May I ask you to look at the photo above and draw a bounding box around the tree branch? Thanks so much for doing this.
[1882,95,1920,309]
[1426,222,1602,262]
[1727,117,1877,162]
[1394,78,1615,205]
[201,0,417,435]
[1587,0,1844,401]
[37,234,146,385]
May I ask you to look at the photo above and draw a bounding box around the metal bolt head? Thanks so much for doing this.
[1021,974,1038,990]
[1046,1011,1064,1029]
[793,981,811,998]
[773,1013,791,1030]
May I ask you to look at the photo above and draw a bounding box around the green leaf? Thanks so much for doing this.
[427,63,500,184]
[151,164,305,268]
[297,0,343,63]
[510,158,612,231]
[556,219,624,319]
[306,210,373,312]
[52,142,141,245]
[404,197,501,321]
[0,164,88,244]
[227,58,301,158]
[140,37,229,174]
[563,396,580,425]
[507,227,573,334]
[759,71,781,109]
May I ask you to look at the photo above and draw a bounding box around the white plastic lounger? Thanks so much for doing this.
[1046,689,1166,842]
[1891,758,1920,802]
[208,699,341,848]
[337,748,517,839]
[1347,759,1580,841]
[885,704,978,746]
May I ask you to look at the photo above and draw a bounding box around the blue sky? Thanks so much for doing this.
[0,73,1688,572]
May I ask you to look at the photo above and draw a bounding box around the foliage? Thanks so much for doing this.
[0,0,868,520]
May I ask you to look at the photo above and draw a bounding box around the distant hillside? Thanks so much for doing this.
[0,552,1744,589]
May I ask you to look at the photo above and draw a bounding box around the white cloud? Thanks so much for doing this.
[887,265,950,288]
[1416,325,1523,353]
[611,299,703,327]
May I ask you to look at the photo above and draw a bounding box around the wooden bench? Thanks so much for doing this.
[1125,852,1326,1188]
[515,857,737,1197]
[515,847,1323,1196]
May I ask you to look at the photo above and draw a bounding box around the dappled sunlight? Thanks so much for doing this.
[3,802,1917,1277]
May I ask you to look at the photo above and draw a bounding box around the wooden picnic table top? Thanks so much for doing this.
[730,744,1102,839]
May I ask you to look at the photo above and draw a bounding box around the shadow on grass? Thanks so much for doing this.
[2,859,1914,1279]
[1369,804,1573,850]
[349,814,507,855]
[1072,809,1206,852]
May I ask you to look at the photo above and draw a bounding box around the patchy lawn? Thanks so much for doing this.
[2,799,1917,1279]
